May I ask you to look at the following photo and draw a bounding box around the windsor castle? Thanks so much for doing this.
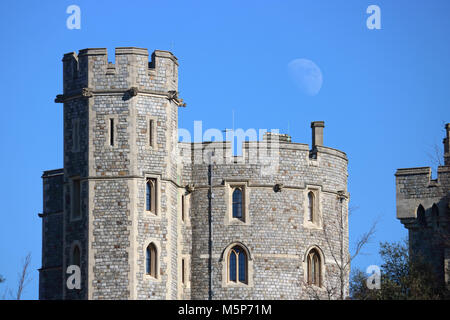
[39,47,350,300]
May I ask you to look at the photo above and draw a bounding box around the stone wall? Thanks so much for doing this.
[395,125,450,288]
[39,169,64,300]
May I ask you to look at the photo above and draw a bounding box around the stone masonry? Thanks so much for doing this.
[395,124,450,289]
[39,47,349,300]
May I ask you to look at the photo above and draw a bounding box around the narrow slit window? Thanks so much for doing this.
[109,118,114,146]
[308,192,315,222]
[181,258,185,284]
[149,119,154,147]
[181,195,185,222]
[73,119,80,151]
[72,179,81,219]
[73,245,80,267]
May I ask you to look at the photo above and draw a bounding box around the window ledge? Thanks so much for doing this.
[144,274,161,282]
[223,282,249,288]
[70,216,83,222]
[181,220,191,227]
[144,211,160,219]
[227,218,249,225]
[306,284,326,292]
[303,222,322,230]
[145,145,158,151]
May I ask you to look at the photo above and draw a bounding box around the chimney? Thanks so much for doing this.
[311,121,325,148]
[444,123,450,166]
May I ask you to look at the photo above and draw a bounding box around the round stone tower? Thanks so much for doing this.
[180,123,349,299]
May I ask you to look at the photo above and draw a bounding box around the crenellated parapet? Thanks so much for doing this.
[396,167,449,224]
[178,131,347,168]
[56,47,183,106]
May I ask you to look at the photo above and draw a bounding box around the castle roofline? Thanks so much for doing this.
[178,141,347,160]
[42,168,64,178]
[437,165,450,173]
[395,167,431,176]
[315,145,348,161]
[63,47,178,65]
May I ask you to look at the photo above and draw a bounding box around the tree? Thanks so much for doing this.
[302,194,377,300]
[350,240,448,300]
[15,253,32,300]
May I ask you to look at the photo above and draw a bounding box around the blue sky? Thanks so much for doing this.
[0,0,449,299]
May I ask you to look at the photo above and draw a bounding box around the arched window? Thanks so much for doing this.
[146,179,156,213]
[228,245,247,284]
[432,204,439,228]
[307,249,321,286]
[146,243,157,278]
[417,205,426,227]
[232,188,243,220]
[308,192,315,222]
[73,245,80,267]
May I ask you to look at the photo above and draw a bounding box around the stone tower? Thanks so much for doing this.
[40,47,182,299]
[395,124,450,289]
[40,47,349,300]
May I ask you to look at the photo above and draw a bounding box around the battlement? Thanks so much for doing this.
[395,167,431,177]
[395,160,450,220]
[263,132,292,143]
[61,47,179,96]
[395,165,450,187]
[178,129,347,165]
[179,121,347,163]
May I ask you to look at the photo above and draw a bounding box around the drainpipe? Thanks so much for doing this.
[207,151,214,300]
[337,190,347,300]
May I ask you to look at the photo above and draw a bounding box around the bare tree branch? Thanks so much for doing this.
[301,270,340,300]
[348,205,360,217]
[426,143,443,168]
[425,120,446,169]
[317,201,378,300]
[15,253,32,300]
[322,222,341,267]
[349,218,378,264]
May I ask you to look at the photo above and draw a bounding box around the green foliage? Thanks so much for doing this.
[350,240,448,300]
